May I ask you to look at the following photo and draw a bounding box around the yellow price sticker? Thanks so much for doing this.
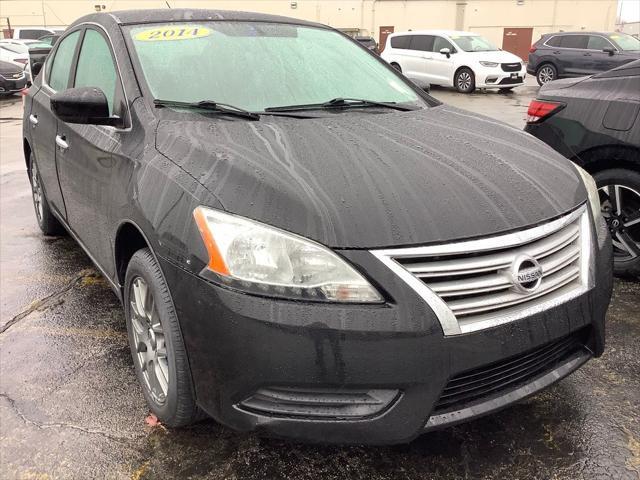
[135,25,211,42]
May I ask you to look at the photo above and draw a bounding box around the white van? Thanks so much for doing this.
[6,27,64,40]
[381,30,526,93]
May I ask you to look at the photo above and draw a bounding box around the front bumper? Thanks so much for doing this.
[0,75,27,94]
[475,65,526,89]
[161,215,612,444]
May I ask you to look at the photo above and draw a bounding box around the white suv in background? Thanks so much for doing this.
[381,30,526,93]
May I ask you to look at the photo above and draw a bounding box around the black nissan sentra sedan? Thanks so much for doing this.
[23,9,613,444]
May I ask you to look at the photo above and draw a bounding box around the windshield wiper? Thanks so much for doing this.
[154,99,260,120]
[265,97,417,113]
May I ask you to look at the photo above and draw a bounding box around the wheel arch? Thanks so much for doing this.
[23,138,32,176]
[114,220,156,290]
[535,60,558,74]
[453,65,473,81]
[572,144,640,175]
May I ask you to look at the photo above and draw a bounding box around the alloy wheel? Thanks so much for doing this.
[31,161,44,223]
[599,184,640,261]
[538,66,555,84]
[130,276,169,405]
[457,72,472,91]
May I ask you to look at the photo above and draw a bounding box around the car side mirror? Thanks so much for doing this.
[603,47,615,56]
[439,47,451,58]
[31,62,43,77]
[51,87,122,127]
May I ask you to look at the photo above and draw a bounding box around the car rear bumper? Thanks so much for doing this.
[160,216,612,444]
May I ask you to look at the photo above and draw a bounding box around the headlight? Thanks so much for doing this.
[575,165,602,224]
[479,61,499,67]
[193,207,383,303]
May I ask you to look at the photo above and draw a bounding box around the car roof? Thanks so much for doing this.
[390,30,476,37]
[77,9,324,28]
[542,31,615,36]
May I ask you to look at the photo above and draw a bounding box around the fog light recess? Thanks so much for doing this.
[238,387,400,419]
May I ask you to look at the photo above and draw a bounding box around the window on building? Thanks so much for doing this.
[74,29,119,115]
[47,30,81,91]
[409,35,434,52]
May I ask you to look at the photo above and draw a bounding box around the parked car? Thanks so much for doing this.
[355,35,377,52]
[528,31,640,86]
[525,60,640,277]
[381,30,526,93]
[0,40,31,68]
[5,27,63,40]
[0,39,51,81]
[0,59,27,96]
[24,9,612,444]
[37,34,60,46]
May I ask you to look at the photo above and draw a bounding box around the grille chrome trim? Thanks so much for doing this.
[371,205,592,336]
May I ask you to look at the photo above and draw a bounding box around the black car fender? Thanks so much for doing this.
[573,143,640,174]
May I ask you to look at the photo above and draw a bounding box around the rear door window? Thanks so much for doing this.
[409,35,434,52]
[546,36,563,47]
[47,30,81,91]
[560,35,589,49]
[390,35,411,49]
[18,29,51,40]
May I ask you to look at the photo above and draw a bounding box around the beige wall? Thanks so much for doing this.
[0,0,618,45]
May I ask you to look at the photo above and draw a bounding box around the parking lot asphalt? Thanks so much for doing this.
[1,81,639,480]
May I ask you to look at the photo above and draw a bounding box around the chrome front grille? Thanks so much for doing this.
[372,206,592,335]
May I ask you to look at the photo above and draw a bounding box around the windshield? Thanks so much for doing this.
[127,22,423,112]
[608,33,640,51]
[451,35,498,52]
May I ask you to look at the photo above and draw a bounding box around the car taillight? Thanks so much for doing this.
[529,45,537,53]
[527,99,563,123]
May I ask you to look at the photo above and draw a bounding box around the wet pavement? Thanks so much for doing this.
[1,85,639,480]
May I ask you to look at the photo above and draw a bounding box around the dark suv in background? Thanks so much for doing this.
[355,35,378,52]
[528,32,640,85]
[525,60,640,277]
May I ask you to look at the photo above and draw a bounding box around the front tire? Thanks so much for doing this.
[124,248,204,426]
[29,153,64,236]
[454,68,475,93]
[390,62,401,72]
[536,63,557,86]
[594,168,640,279]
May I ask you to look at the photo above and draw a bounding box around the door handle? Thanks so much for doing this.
[55,134,69,150]
[29,114,38,126]
[583,53,592,56]
[553,50,561,54]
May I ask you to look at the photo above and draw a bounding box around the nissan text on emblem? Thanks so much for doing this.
[510,255,544,294]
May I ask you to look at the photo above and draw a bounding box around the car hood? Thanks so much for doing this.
[0,60,22,75]
[155,105,586,249]
[468,50,524,63]
[540,76,588,93]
